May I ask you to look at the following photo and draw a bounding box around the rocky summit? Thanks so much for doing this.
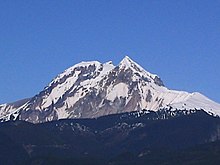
[1,56,220,123]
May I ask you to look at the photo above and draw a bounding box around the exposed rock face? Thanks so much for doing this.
[0,56,220,123]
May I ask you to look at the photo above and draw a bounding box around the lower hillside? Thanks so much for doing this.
[0,110,220,165]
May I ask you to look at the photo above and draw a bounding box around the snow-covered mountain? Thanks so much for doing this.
[1,56,220,123]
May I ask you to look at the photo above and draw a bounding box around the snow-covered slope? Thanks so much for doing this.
[0,56,220,123]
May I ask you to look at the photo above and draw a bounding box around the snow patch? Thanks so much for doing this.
[107,83,129,101]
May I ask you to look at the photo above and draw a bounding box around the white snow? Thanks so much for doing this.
[80,61,115,88]
[138,83,220,116]
[42,61,115,109]
[49,61,101,86]
[119,56,158,81]
[0,101,29,121]
[66,87,87,106]
[107,83,129,101]
[40,60,115,117]
[169,92,220,115]
[42,70,81,108]
[55,107,69,119]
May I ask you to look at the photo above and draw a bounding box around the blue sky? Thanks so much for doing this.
[0,0,220,104]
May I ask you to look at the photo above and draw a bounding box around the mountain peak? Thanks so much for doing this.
[119,55,136,68]
[119,56,163,85]
[119,56,152,73]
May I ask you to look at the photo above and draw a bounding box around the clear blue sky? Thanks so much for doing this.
[0,0,220,104]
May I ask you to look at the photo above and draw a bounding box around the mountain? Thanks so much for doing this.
[0,56,220,123]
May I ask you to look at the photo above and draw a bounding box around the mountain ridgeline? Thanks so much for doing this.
[0,56,220,123]
[1,110,220,165]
